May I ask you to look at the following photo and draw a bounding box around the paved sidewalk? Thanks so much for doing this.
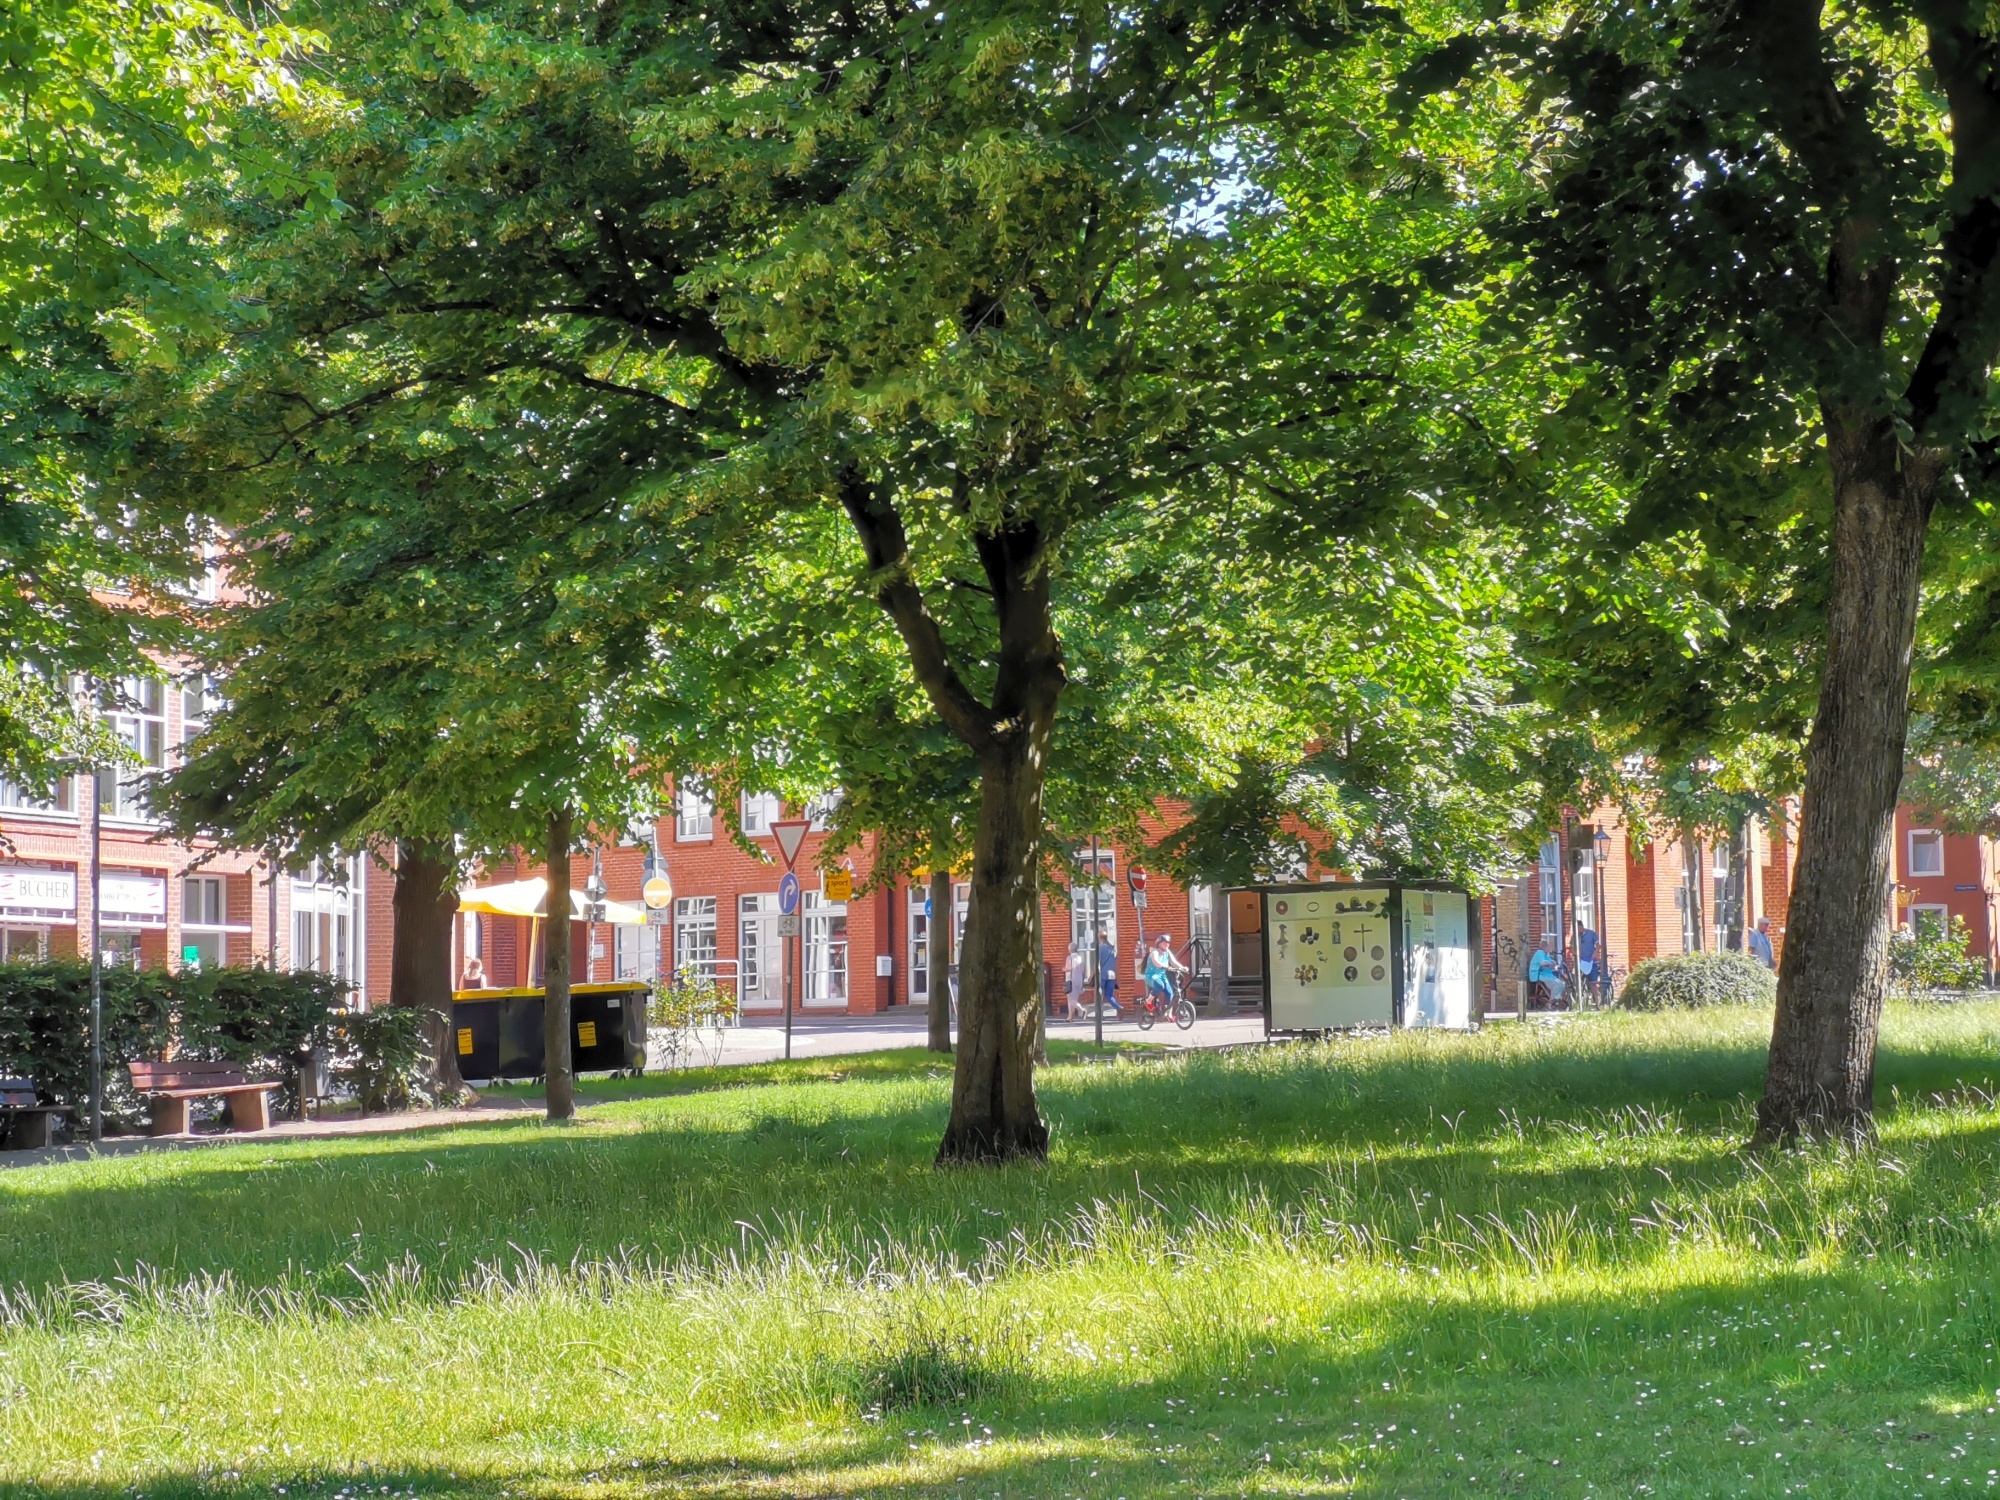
[713,1007,1267,1061]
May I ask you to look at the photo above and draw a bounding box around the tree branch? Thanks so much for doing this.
[837,466,996,753]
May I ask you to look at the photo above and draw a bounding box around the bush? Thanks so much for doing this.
[333,1006,447,1114]
[0,961,350,1128]
[650,971,737,1070]
[1890,914,1988,1000]
[1618,950,1776,1011]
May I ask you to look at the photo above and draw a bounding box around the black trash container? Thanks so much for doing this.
[453,983,648,1081]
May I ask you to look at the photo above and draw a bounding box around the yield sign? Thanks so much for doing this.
[770,817,811,868]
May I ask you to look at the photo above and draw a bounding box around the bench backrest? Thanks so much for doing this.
[129,1060,263,1091]
[0,1078,37,1107]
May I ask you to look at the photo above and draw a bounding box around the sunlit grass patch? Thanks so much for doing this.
[6,1003,2000,1496]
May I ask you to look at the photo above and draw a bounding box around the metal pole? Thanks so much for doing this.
[785,921,794,1061]
[1091,834,1103,1048]
[88,768,103,1142]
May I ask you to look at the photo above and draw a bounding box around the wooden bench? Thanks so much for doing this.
[128,1061,281,1136]
[0,1079,71,1150]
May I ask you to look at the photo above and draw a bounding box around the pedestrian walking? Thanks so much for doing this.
[1749,917,1776,970]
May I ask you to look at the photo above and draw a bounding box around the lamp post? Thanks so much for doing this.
[88,765,103,1143]
[1089,835,1103,1048]
[583,851,607,984]
[1593,826,1612,1005]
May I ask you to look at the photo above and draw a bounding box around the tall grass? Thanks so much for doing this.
[6,1004,2000,1497]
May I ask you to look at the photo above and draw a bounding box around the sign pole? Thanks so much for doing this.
[1090,834,1103,1048]
[88,767,103,1143]
[770,819,812,1065]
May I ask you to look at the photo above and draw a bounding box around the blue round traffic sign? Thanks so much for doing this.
[778,871,801,915]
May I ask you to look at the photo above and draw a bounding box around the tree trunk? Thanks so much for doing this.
[927,867,953,1054]
[938,734,1055,1164]
[1755,419,1936,1144]
[543,806,576,1122]
[388,838,464,1098]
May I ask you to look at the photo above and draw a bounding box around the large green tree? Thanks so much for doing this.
[1418,2,2000,1140]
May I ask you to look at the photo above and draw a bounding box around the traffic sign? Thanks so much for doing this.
[1131,890,1148,909]
[642,873,673,910]
[778,913,801,938]
[1128,867,1148,893]
[822,867,853,902]
[771,818,810,868]
[778,871,801,914]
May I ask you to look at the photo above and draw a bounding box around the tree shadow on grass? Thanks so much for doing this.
[5,1014,2000,1307]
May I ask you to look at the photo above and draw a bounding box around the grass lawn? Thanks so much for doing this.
[6,1007,2000,1498]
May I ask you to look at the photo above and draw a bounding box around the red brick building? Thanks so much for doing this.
[0,674,397,1002]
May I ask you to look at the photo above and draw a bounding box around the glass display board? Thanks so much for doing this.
[1264,886,1395,1030]
[1401,887,1472,1029]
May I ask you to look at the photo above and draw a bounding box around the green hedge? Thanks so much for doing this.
[1618,951,1776,1011]
[0,961,350,1127]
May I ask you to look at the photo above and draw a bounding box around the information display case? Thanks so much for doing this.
[1256,882,1475,1033]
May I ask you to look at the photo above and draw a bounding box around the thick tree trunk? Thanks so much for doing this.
[1755,420,1936,1144]
[543,807,576,1122]
[388,838,464,1098]
[927,867,953,1054]
[938,735,1055,1164]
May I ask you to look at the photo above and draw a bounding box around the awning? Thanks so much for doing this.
[457,877,648,926]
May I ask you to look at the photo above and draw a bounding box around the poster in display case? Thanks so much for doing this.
[1255,882,1476,1033]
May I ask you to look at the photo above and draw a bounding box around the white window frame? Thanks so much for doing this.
[0,925,50,963]
[1908,829,1945,879]
[740,790,781,837]
[1070,882,1118,957]
[1537,837,1561,942]
[1571,852,1595,935]
[614,923,660,982]
[100,677,167,822]
[0,773,73,816]
[1908,902,1951,937]
[675,783,714,841]
[803,890,848,1007]
[908,887,932,1001]
[806,789,843,831]
[291,855,363,997]
[674,896,719,980]
[739,893,781,1010]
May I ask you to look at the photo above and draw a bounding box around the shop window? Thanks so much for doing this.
[292,856,361,991]
[1,926,48,962]
[614,923,660,982]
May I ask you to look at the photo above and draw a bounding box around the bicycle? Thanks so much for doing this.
[1135,970,1197,1031]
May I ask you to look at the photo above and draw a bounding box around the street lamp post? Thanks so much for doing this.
[88,766,103,1143]
[1593,826,1612,1007]
[1090,834,1103,1048]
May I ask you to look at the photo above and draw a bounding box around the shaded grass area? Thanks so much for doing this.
[6,1004,2000,1497]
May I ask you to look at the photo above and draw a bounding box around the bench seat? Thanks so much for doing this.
[0,1079,71,1150]
[128,1062,281,1136]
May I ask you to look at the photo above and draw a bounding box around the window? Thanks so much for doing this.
[804,890,848,1005]
[0,774,72,815]
[675,783,714,841]
[181,875,229,969]
[1537,837,1561,943]
[292,856,362,991]
[674,896,718,979]
[1908,829,1945,878]
[740,790,781,836]
[99,677,166,821]
[908,887,933,1001]
[1909,904,1951,938]
[1,927,47,963]
[179,676,223,755]
[1188,885,1216,977]
[614,923,661,982]
[1070,881,1117,959]
[100,930,143,968]
[1571,854,1595,935]
[739,893,781,1009]
[806,789,843,831]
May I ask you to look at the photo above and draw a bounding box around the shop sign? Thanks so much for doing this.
[0,864,76,916]
[102,872,167,925]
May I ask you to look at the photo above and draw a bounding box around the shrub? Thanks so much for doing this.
[1618,951,1776,1011]
[650,971,737,1071]
[0,961,350,1127]
[334,1006,449,1114]
[1890,914,1988,1000]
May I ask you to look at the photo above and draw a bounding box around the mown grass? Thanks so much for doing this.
[6,1005,2000,1498]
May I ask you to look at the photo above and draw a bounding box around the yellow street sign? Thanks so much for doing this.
[822,868,854,902]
